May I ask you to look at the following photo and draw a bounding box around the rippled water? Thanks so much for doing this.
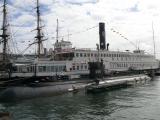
[1,77,160,120]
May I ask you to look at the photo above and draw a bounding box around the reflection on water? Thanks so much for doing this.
[1,77,160,120]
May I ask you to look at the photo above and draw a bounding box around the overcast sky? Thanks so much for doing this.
[0,0,160,58]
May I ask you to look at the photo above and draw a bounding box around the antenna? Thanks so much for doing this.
[67,29,69,41]
[0,0,9,62]
[56,18,59,43]
[137,39,140,50]
[152,21,156,58]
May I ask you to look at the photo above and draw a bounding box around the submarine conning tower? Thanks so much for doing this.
[99,22,106,50]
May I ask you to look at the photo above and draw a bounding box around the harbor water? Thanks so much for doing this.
[1,76,160,120]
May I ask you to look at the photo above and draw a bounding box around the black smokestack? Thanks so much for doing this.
[99,22,106,50]
[107,43,109,51]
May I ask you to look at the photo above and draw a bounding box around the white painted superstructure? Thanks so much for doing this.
[11,40,159,78]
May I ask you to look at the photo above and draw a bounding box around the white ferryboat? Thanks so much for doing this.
[11,23,159,79]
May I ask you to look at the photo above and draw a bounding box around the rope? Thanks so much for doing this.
[110,28,137,48]
[54,25,98,39]
[20,44,33,54]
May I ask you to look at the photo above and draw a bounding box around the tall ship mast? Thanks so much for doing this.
[152,22,156,58]
[35,0,45,58]
[0,0,9,63]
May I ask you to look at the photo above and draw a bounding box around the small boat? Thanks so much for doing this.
[85,83,108,93]
[85,79,108,93]
[0,112,11,120]
[68,85,79,93]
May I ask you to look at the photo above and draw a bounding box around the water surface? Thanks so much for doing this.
[1,77,160,120]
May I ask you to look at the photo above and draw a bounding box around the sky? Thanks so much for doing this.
[0,0,160,58]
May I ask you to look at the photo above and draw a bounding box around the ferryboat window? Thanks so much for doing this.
[76,53,79,57]
[57,66,60,72]
[31,66,34,72]
[38,66,43,72]
[27,67,29,72]
[55,52,74,61]
[85,65,87,70]
[51,66,55,72]
[61,66,65,71]
[81,65,83,70]
[106,54,108,57]
[84,53,86,57]
[43,66,46,72]
[55,66,58,72]
[18,67,21,72]
[59,66,65,72]
[73,66,75,70]
[59,66,63,72]
[58,66,61,72]
[63,66,66,71]
[94,53,97,57]
[80,53,83,57]
[88,53,90,57]
[12,66,18,72]
[91,53,93,57]
[46,66,51,72]
[77,66,79,70]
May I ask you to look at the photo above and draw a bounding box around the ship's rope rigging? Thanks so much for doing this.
[0,0,47,56]
[52,24,138,50]
[0,5,4,9]
[53,25,98,39]
[0,1,20,55]
[109,27,137,49]
[7,0,35,13]
[7,11,22,55]
[20,24,99,54]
